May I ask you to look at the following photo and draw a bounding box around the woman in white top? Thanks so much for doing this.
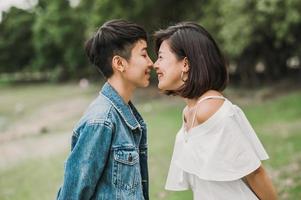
[153,22,278,200]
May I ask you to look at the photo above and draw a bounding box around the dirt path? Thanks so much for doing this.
[0,86,162,170]
[0,87,161,170]
[0,97,91,170]
[0,98,89,143]
[0,132,70,170]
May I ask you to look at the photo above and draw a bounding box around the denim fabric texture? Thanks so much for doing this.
[57,82,149,200]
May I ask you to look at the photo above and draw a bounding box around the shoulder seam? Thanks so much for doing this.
[86,104,114,129]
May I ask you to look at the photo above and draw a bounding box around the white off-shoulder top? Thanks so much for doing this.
[165,96,269,200]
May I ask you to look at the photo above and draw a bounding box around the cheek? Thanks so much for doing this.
[128,60,143,74]
[167,68,181,82]
[159,62,183,89]
[128,68,144,79]
[126,61,148,82]
[164,60,181,79]
[160,60,172,73]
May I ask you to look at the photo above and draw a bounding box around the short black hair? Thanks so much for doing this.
[85,19,147,78]
[154,22,228,99]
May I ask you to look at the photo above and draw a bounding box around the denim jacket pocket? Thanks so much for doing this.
[113,147,140,191]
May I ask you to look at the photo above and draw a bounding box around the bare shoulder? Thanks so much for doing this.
[195,94,225,124]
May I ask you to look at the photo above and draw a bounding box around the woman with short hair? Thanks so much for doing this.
[153,22,277,200]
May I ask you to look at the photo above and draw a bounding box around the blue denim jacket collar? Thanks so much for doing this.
[100,82,143,130]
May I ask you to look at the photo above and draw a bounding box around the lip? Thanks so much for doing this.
[157,72,163,79]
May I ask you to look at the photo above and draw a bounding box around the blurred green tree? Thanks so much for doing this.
[77,0,208,64]
[0,0,300,83]
[202,0,301,85]
[32,0,87,81]
[0,7,35,73]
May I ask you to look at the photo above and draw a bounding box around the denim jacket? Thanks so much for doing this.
[57,82,149,200]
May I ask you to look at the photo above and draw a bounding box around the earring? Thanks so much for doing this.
[181,71,187,82]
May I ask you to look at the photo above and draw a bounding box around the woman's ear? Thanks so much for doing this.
[112,55,126,72]
[183,57,190,72]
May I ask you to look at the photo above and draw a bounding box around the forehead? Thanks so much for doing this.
[159,40,172,53]
[132,39,147,52]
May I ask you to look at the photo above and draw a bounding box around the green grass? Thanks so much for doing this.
[0,83,99,132]
[242,92,301,167]
[0,83,98,115]
[243,91,301,125]
[243,91,301,199]
[0,85,301,199]
[0,153,68,200]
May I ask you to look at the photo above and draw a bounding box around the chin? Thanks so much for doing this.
[158,82,167,90]
[141,80,150,88]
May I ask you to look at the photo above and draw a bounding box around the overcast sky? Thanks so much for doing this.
[0,0,37,12]
[0,0,37,21]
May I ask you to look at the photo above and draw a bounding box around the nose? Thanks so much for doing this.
[148,57,153,66]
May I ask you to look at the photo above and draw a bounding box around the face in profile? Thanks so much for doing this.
[154,40,186,91]
[123,40,153,88]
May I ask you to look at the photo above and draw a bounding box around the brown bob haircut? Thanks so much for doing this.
[154,22,228,99]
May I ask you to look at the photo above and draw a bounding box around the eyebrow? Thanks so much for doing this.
[141,47,147,52]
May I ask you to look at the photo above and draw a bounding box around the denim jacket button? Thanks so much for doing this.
[128,153,133,162]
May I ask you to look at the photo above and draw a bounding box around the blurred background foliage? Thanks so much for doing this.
[0,0,300,85]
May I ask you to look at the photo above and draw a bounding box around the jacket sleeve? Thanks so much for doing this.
[57,121,113,200]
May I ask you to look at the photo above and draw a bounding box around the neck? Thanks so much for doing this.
[107,76,135,104]
[184,90,222,109]
[184,98,199,109]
